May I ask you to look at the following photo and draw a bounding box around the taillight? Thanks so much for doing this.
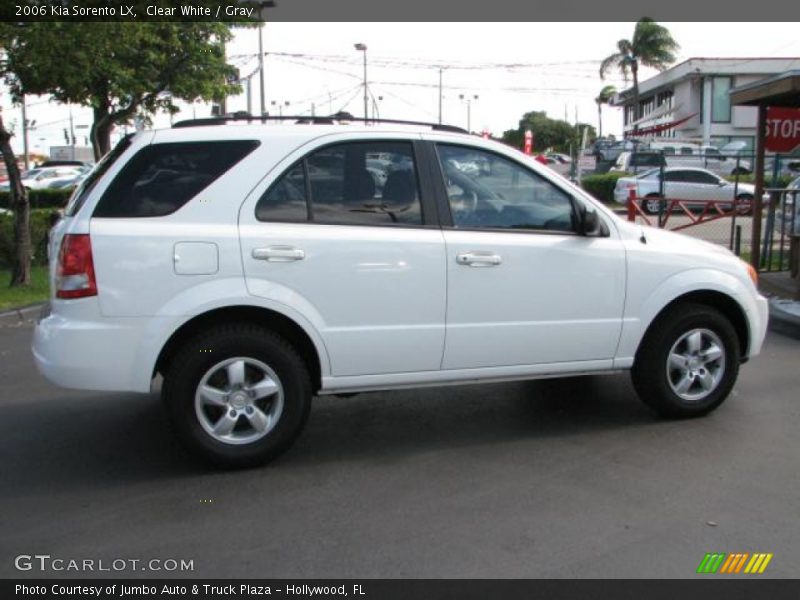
[56,234,97,299]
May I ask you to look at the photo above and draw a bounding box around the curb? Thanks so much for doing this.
[0,302,46,327]
[768,298,800,340]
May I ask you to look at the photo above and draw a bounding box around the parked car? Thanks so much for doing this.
[610,151,667,175]
[596,139,645,163]
[37,160,93,170]
[0,166,85,192]
[776,175,800,235]
[614,167,760,214]
[33,118,768,468]
[547,153,572,164]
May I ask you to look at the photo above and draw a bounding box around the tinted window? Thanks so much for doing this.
[94,140,258,218]
[664,170,690,182]
[690,171,721,185]
[630,153,665,167]
[256,141,422,226]
[256,162,308,222]
[65,135,133,217]
[436,144,575,232]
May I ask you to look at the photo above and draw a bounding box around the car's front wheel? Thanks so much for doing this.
[162,324,312,468]
[632,303,740,418]
[642,194,663,215]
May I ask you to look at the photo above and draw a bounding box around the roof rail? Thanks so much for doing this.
[172,112,468,134]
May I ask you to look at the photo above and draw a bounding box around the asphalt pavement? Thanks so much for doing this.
[1,322,798,579]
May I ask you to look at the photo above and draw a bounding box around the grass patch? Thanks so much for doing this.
[0,266,49,311]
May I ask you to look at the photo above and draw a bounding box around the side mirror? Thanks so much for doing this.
[578,204,604,236]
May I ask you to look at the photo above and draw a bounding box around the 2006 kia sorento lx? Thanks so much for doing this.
[33,117,769,468]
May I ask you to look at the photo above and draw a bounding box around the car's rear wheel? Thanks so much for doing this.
[162,324,312,468]
[735,193,754,215]
[632,303,740,418]
[642,194,663,215]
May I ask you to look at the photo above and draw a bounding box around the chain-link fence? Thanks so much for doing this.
[615,149,800,272]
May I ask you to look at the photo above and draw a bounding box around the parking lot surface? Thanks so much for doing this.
[1,323,798,578]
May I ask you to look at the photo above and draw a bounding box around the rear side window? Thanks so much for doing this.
[93,140,259,218]
[256,141,423,226]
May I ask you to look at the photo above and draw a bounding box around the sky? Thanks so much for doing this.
[3,22,800,157]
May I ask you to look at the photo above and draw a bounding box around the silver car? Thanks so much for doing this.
[614,167,758,214]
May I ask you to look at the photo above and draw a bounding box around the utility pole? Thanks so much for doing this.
[254,2,274,115]
[258,25,266,115]
[354,43,368,121]
[69,105,76,147]
[438,68,443,124]
[21,96,29,170]
[246,78,252,115]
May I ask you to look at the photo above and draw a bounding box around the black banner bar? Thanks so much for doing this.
[2,0,800,22]
[6,580,800,600]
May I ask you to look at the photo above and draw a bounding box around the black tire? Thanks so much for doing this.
[642,194,663,215]
[162,323,312,468]
[735,193,754,215]
[632,302,740,418]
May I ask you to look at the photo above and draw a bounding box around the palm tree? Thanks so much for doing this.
[595,85,617,139]
[599,18,679,134]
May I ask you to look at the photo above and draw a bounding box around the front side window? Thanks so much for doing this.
[256,141,423,226]
[94,140,259,218]
[436,144,576,233]
[691,171,721,185]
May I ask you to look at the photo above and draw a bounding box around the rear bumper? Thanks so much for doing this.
[32,306,151,393]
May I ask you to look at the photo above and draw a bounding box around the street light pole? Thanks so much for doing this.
[438,68,443,124]
[354,43,368,121]
[459,94,478,132]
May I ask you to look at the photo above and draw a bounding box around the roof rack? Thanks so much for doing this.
[172,112,468,134]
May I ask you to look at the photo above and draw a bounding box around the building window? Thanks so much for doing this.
[711,77,732,123]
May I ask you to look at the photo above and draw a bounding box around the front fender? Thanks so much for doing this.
[614,268,763,367]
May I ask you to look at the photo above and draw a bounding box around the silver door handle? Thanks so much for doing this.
[456,252,502,267]
[252,246,305,262]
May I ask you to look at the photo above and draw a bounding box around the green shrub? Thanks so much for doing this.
[0,188,73,210]
[723,173,794,188]
[0,209,61,268]
[580,172,629,204]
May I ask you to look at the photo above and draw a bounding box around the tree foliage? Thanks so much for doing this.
[502,111,596,154]
[599,18,679,131]
[595,84,617,139]
[2,22,242,159]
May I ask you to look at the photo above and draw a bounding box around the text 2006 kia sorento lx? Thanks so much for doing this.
[33,117,769,468]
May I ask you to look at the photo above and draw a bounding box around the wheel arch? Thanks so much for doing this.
[637,290,750,362]
[154,305,324,393]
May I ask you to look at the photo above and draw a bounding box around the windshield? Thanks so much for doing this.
[22,168,42,179]
[636,168,661,179]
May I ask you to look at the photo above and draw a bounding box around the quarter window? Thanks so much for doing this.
[256,141,423,226]
[436,144,576,232]
[93,140,259,218]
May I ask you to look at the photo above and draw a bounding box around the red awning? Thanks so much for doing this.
[626,113,698,137]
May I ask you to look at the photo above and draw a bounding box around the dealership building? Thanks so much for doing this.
[611,57,800,151]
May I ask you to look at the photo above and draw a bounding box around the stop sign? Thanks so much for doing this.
[765,107,800,152]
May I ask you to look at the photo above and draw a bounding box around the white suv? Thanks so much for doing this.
[33,117,769,468]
